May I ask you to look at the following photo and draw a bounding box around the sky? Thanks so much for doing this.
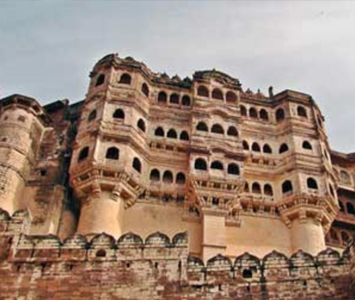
[0,1,355,152]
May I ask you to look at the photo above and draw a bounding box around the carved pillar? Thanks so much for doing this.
[201,208,227,262]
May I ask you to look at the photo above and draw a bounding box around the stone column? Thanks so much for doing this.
[201,208,227,262]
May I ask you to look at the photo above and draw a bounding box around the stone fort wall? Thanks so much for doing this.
[0,208,354,300]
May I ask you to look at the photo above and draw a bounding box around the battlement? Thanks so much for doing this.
[9,231,188,263]
[0,206,354,299]
[0,208,31,236]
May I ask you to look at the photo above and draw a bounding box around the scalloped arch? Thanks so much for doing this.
[188,256,205,267]
[34,234,62,248]
[117,232,144,247]
[263,250,290,267]
[90,233,116,249]
[0,208,10,220]
[317,247,341,265]
[290,250,315,267]
[145,231,171,246]
[172,232,188,245]
[62,235,88,248]
[235,252,261,267]
[207,254,232,268]
[12,209,30,219]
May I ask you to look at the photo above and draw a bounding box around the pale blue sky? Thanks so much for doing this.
[0,1,355,152]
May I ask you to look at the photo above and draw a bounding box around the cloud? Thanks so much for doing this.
[0,1,354,152]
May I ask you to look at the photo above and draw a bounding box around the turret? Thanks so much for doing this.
[0,95,50,214]
[271,91,338,254]
[69,54,147,238]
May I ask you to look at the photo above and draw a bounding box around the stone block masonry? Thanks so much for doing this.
[0,207,354,300]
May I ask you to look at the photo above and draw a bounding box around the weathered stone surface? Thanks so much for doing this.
[0,54,355,299]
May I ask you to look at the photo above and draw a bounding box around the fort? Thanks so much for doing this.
[0,53,354,299]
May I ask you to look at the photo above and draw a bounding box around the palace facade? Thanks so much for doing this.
[0,53,354,262]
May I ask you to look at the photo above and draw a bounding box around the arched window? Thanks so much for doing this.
[297,106,307,118]
[264,184,273,196]
[282,180,293,194]
[244,182,250,193]
[170,93,179,104]
[150,169,160,181]
[340,170,351,184]
[226,91,237,103]
[196,122,208,132]
[155,127,164,137]
[259,109,269,121]
[307,177,318,190]
[339,201,345,212]
[119,73,131,85]
[95,74,105,87]
[249,108,257,118]
[195,158,207,170]
[197,85,209,97]
[167,129,177,139]
[210,161,223,170]
[180,131,189,141]
[105,147,119,160]
[347,202,355,215]
[78,147,89,162]
[137,119,146,132]
[252,182,261,194]
[279,143,289,154]
[252,142,261,152]
[163,170,173,183]
[211,124,224,134]
[18,116,26,122]
[212,88,224,100]
[88,110,97,122]
[276,108,285,122]
[243,140,249,150]
[158,91,167,104]
[113,109,125,119]
[330,229,338,241]
[227,126,238,137]
[302,141,312,150]
[141,83,149,97]
[263,144,272,154]
[176,172,186,184]
[241,105,247,116]
[132,157,142,173]
[341,231,351,245]
[227,163,239,175]
[182,95,191,106]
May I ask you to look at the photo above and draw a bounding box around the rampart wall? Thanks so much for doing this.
[0,208,354,300]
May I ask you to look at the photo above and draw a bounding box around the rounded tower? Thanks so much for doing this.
[0,95,49,214]
[70,54,147,238]
[272,91,338,255]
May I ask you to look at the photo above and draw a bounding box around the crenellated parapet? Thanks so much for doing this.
[0,208,31,236]
[7,231,188,264]
[0,205,355,299]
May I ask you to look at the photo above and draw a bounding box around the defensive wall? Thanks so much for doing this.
[0,207,354,300]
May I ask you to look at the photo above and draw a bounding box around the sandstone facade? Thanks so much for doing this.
[0,208,354,300]
[0,53,354,299]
